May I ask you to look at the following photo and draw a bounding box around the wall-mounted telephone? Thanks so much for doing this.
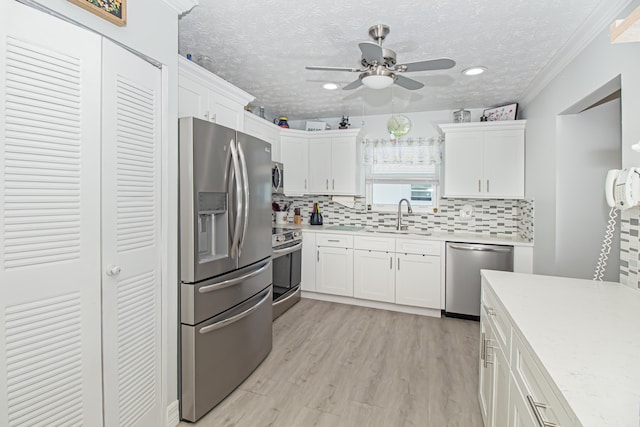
[594,168,640,281]
[605,168,640,210]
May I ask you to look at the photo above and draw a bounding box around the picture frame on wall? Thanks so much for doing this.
[483,103,518,121]
[68,0,127,26]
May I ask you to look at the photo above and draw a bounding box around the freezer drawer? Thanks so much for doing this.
[181,257,272,325]
[181,286,273,422]
[445,242,513,318]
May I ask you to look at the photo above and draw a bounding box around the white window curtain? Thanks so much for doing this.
[363,136,442,181]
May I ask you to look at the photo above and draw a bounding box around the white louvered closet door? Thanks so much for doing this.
[0,2,103,426]
[100,40,163,427]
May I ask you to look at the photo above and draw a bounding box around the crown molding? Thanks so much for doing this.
[158,0,199,16]
[520,0,634,108]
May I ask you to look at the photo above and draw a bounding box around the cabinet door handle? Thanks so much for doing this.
[389,256,392,269]
[487,179,490,192]
[478,179,481,192]
[526,395,558,427]
[480,332,486,361]
[317,251,319,262]
[327,239,340,242]
[326,179,329,190]
[304,179,307,189]
[483,304,497,316]
[332,179,335,190]
[397,257,400,270]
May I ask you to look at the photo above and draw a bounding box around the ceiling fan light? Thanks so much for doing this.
[362,74,394,89]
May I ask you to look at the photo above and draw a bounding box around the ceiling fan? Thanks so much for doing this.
[306,24,456,91]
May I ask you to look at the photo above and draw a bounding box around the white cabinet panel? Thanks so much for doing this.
[243,113,281,161]
[483,130,525,198]
[443,131,484,197]
[301,232,316,291]
[331,136,358,194]
[316,246,354,296]
[395,253,441,308]
[508,377,538,427]
[280,135,309,195]
[354,250,395,303]
[0,3,103,425]
[178,77,208,120]
[101,40,162,427]
[308,138,332,193]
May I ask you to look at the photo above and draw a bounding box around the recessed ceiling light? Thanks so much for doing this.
[462,66,487,76]
[323,83,339,90]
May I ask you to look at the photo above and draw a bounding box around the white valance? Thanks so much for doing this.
[363,136,442,166]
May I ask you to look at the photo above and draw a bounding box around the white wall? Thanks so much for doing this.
[289,108,485,139]
[29,0,182,411]
[556,98,621,281]
[521,0,640,287]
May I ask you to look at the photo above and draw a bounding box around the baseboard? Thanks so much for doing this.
[166,400,180,427]
[301,291,442,318]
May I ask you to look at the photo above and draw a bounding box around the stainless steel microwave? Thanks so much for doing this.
[272,162,284,194]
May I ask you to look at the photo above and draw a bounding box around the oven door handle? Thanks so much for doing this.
[199,287,272,334]
[198,259,272,293]
[273,242,302,258]
[273,286,301,307]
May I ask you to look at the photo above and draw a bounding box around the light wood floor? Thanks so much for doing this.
[180,298,483,427]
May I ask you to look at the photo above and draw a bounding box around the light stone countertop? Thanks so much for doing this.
[278,223,533,247]
[482,270,640,427]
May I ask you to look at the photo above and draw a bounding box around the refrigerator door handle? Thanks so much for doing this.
[229,139,243,259]
[199,287,272,334]
[198,259,272,294]
[237,142,250,255]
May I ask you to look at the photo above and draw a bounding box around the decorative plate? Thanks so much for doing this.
[387,115,411,137]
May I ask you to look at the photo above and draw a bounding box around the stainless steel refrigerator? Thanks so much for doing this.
[179,117,273,422]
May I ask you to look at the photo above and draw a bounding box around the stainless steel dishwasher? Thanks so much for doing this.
[445,242,513,320]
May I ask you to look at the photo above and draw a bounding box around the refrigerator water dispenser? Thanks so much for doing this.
[197,192,228,263]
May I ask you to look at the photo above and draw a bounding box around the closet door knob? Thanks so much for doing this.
[106,265,122,276]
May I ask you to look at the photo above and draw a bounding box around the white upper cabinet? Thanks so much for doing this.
[243,113,282,161]
[178,56,254,131]
[440,121,525,199]
[281,128,362,196]
[280,133,309,195]
[308,137,332,193]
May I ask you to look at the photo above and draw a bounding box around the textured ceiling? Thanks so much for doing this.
[179,0,609,121]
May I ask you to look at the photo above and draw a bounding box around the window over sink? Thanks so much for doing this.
[363,136,441,212]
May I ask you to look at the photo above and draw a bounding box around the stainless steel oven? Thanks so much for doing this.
[272,228,301,319]
[272,161,284,194]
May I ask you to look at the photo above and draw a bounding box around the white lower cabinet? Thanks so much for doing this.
[481,279,579,427]
[354,250,395,302]
[508,376,538,427]
[316,246,354,296]
[395,253,440,308]
[307,234,442,310]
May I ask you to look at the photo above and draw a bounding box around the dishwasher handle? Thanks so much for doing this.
[448,243,512,253]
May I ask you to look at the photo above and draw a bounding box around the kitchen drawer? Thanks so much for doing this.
[395,238,440,256]
[511,332,577,427]
[354,235,395,252]
[481,283,511,356]
[316,234,353,248]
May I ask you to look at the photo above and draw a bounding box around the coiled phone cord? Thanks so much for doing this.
[593,207,618,281]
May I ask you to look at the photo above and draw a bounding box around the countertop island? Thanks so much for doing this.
[482,270,640,427]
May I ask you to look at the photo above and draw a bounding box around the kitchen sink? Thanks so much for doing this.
[364,228,432,236]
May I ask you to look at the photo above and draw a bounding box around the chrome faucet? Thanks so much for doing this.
[396,198,413,230]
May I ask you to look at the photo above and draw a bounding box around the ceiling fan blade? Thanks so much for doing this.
[395,75,424,90]
[342,79,363,91]
[397,58,456,72]
[359,41,384,64]
[306,66,360,72]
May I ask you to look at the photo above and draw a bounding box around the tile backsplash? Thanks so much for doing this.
[620,209,640,289]
[273,195,534,242]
